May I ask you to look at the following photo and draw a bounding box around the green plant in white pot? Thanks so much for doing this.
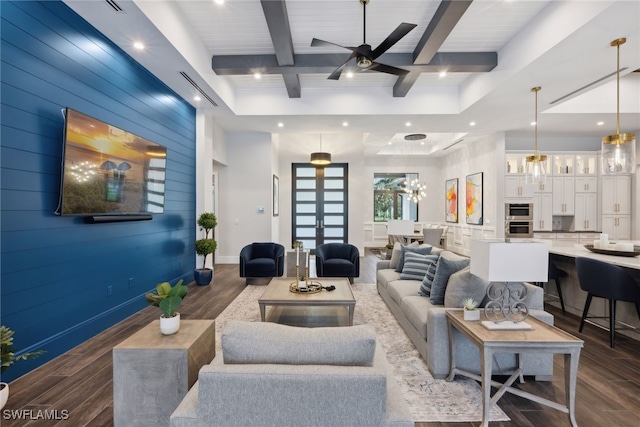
[462,298,480,321]
[145,280,188,335]
[195,212,217,285]
[1,325,44,409]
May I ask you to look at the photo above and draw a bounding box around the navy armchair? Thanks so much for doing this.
[239,242,285,284]
[315,243,360,284]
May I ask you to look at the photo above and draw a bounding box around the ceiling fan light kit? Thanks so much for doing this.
[601,38,635,175]
[311,0,416,80]
[525,86,547,185]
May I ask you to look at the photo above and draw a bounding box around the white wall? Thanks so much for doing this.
[196,110,215,269]
[215,131,275,263]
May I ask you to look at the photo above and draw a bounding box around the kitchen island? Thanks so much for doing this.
[541,240,640,342]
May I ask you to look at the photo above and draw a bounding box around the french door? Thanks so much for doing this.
[292,163,348,252]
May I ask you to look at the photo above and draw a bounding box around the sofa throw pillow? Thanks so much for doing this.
[389,241,417,270]
[429,256,469,305]
[418,260,439,296]
[443,266,490,308]
[399,252,439,281]
[395,245,433,273]
[222,320,377,366]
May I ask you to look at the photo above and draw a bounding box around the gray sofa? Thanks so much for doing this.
[377,245,554,381]
[171,320,413,427]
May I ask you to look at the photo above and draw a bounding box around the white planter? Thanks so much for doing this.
[160,313,180,335]
[0,382,8,410]
[464,309,480,321]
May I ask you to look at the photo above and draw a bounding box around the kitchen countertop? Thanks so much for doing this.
[544,240,640,270]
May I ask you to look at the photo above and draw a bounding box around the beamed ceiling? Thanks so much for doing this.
[64,0,640,157]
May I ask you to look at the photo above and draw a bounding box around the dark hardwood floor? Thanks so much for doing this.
[3,249,640,426]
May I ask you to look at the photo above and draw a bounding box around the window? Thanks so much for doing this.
[373,173,419,221]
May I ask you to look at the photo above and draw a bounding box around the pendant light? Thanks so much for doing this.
[525,86,547,184]
[310,134,331,165]
[602,38,635,175]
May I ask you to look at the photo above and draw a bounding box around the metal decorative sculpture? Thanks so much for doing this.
[483,282,529,323]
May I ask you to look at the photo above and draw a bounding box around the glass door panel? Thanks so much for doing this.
[292,163,348,252]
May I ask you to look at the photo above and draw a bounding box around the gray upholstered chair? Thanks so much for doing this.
[315,243,360,284]
[422,228,444,248]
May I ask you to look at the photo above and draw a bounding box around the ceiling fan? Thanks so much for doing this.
[311,0,417,80]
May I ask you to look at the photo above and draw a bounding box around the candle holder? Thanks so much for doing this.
[290,260,322,293]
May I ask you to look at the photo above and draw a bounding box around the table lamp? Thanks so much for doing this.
[470,239,548,330]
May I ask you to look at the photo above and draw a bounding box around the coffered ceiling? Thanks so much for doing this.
[64,0,640,157]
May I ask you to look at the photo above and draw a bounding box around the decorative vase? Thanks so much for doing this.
[464,309,480,321]
[160,313,180,335]
[194,268,213,286]
[0,382,8,410]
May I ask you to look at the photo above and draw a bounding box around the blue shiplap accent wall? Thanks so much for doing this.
[1,1,196,381]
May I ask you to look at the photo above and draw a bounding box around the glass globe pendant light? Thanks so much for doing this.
[525,86,547,184]
[602,38,635,175]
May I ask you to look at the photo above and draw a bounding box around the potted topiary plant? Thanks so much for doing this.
[1,325,44,409]
[145,280,188,335]
[462,298,480,321]
[195,212,217,286]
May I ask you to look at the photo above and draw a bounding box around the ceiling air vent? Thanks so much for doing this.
[179,72,218,107]
[105,0,124,13]
[404,133,426,141]
[442,139,464,151]
[550,68,628,105]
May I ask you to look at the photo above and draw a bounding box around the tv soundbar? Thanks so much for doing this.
[84,214,153,224]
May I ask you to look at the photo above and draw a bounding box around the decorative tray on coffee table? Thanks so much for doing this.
[583,244,640,257]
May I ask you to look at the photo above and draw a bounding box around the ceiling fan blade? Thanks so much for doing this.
[327,52,357,80]
[311,38,354,52]
[371,23,417,60]
[367,62,410,77]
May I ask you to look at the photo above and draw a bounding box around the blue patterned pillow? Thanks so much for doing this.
[395,245,433,272]
[429,256,469,305]
[399,252,439,281]
[418,260,439,296]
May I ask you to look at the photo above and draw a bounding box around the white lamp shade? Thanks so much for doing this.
[470,239,548,282]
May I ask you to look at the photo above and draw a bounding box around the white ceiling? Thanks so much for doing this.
[63,0,640,157]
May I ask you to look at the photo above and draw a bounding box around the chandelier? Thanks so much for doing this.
[525,86,547,184]
[602,38,635,175]
[404,178,426,203]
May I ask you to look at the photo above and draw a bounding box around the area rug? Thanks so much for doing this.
[213,283,510,423]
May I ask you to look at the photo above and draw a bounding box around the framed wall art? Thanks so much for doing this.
[273,174,279,217]
[465,172,483,225]
[445,178,458,223]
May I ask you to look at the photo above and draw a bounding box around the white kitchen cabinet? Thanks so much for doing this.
[552,177,575,215]
[533,180,552,193]
[505,176,534,198]
[602,215,631,240]
[505,154,527,175]
[602,176,630,215]
[575,193,597,231]
[533,193,552,231]
[575,153,598,176]
[574,177,597,193]
[552,155,575,175]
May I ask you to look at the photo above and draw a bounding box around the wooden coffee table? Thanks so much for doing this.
[258,278,356,326]
[445,310,583,427]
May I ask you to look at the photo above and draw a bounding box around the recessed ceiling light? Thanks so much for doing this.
[277,122,284,128]
[133,41,145,50]
[342,122,349,127]
[388,141,392,145]
[405,122,411,127]
[469,121,476,126]
[439,71,447,78]
[531,121,537,126]
[420,141,425,145]
[214,0,224,4]
[254,73,262,79]
[346,71,354,78]
[597,121,604,126]
[194,95,201,101]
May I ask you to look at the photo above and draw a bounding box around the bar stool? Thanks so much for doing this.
[548,260,567,314]
[575,257,640,348]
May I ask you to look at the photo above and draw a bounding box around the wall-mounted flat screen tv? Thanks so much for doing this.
[57,108,167,216]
